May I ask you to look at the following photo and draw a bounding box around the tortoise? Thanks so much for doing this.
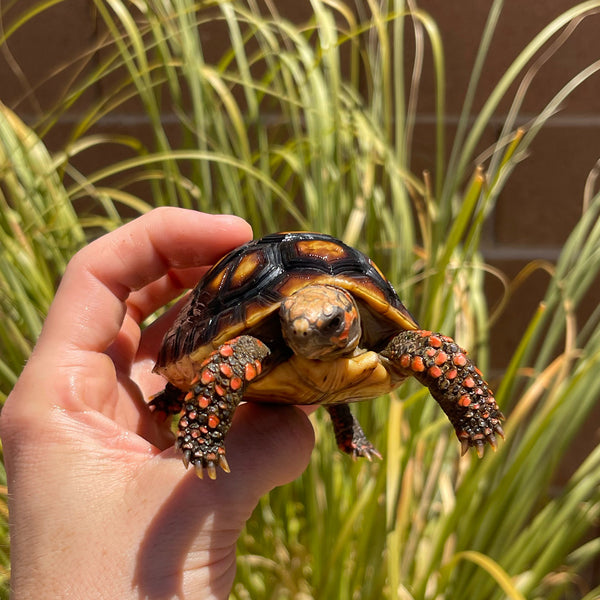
[150,231,504,479]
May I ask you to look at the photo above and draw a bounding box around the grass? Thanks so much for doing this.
[1,1,600,598]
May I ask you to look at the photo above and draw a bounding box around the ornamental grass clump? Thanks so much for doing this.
[1,1,600,598]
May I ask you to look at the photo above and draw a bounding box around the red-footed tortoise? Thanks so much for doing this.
[150,232,504,479]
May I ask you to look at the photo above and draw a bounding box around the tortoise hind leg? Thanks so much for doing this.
[326,405,382,461]
[148,382,186,419]
[177,335,270,479]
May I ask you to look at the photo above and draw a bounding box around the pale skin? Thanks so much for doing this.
[0,207,315,600]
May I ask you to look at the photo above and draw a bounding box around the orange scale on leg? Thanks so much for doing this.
[429,335,443,348]
[453,354,467,367]
[411,356,425,372]
[219,344,234,357]
[428,366,442,378]
[220,363,234,378]
[201,369,214,385]
[245,363,258,381]
[435,351,448,365]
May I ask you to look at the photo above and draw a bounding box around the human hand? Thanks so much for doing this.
[0,208,315,599]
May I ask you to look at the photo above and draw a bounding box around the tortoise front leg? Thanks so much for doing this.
[176,335,270,479]
[382,330,505,457]
[326,405,382,461]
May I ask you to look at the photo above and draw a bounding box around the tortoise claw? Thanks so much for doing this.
[218,454,231,473]
[206,462,217,480]
[475,440,485,459]
[460,438,470,457]
[182,449,192,469]
[191,455,231,479]
[495,424,506,440]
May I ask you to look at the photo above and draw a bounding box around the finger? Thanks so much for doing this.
[128,296,193,401]
[125,266,209,324]
[134,404,315,598]
[38,208,252,358]
[110,266,208,374]
[223,403,316,493]
[135,295,191,364]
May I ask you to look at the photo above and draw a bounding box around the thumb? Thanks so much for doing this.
[134,404,314,600]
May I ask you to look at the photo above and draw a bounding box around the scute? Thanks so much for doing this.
[154,232,418,384]
[295,239,350,262]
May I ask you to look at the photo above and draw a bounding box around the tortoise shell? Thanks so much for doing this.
[154,232,418,388]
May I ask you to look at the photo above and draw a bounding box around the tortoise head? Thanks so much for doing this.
[280,285,361,360]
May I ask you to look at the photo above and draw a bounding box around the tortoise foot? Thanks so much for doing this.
[148,383,185,419]
[174,335,270,479]
[176,435,230,480]
[327,405,382,461]
[383,330,505,457]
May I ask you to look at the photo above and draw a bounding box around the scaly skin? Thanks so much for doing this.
[151,335,270,479]
[151,329,503,478]
[382,329,504,456]
[326,405,382,460]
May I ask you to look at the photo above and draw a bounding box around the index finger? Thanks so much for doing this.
[39,207,252,356]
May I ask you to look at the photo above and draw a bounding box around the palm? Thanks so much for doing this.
[1,209,314,600]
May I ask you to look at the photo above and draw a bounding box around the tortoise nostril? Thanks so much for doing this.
[328,315,342,330]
